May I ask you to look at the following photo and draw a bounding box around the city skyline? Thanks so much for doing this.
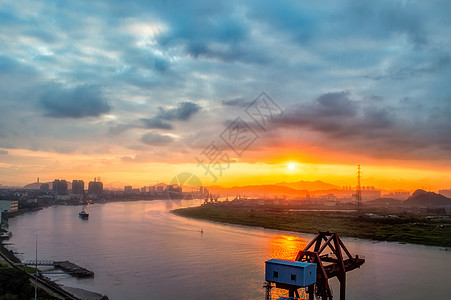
[1,1,451,190]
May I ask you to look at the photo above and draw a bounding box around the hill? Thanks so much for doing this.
[275,180,339,191]
[207,184,308,198]
[403,189,451,207]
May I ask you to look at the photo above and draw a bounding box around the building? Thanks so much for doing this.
[124,186,132,193]
[0,200,19,213]
[40,183,49,192]
[265,259,316,287]
[88,178,103,197]
[52,179,68,195]
[72,180,85,194]
[166,184,182,193]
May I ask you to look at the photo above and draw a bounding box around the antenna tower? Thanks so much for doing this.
[356,165,362,214]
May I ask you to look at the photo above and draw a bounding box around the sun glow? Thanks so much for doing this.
[288,163,295,170]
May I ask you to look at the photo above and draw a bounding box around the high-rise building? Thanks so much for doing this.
[52,179,68,195]
[88,178,103,196]
[40,183,49,192]
[124,186,132,193]
[72,180,85,194]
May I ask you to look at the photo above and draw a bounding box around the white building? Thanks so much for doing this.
[0,200,19,213]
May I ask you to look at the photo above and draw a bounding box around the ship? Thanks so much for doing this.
[79,209,89,220]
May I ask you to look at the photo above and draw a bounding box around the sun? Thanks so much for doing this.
[288,163,295,170]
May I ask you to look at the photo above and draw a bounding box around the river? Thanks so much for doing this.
[6,200,451,299]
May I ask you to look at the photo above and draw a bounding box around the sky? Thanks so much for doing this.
[1,0,451,190]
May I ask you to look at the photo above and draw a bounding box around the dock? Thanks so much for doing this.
[24,259,94,278]
[54,261,94,278]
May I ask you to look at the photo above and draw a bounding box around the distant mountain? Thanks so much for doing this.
[403,189,451,207]
[275,180,340,191]
[208,184,308,198]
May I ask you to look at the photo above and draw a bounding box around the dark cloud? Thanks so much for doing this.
[140,117,173,130]
[141,132,173,146]
[108,102,201,136]
[140,101,201,130]
[272,91,451,159]
[39,84,111,118]
[0,150,8,155]
[156,3,251,62]
[274,92,360,136]
[157,101,201,121]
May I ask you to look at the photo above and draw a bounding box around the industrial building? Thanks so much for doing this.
[0,199,19,213]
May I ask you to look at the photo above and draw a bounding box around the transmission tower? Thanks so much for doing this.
[356,165,362,214]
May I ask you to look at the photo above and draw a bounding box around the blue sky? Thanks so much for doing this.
[1,0,451,188]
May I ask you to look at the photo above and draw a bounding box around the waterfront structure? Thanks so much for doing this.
[52,180,68,195]
[0,199,19,213]
[265,259,316,287]
[72,180,85,194]
[265,232,365,300]
[124,186,132,193]
[88,178,103,197]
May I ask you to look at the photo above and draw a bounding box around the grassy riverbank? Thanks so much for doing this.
[173,205,451,247]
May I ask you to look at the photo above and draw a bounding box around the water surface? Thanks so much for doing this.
[7,200,451,299]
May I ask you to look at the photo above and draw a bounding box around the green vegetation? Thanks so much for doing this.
[173,205,451,247]
[0,267,58,300]
[21,266,40,274]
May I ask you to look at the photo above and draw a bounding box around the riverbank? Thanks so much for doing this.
[173,204,451,247]
[1,239,109,300]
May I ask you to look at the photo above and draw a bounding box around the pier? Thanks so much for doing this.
[24,260,94,278]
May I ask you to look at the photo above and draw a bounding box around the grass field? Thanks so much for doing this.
[173,205,451,247]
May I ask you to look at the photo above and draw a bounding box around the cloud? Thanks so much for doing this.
[271,91,451,159]
[221,98,251,107]
[141,132,173,146]
[0,150,8,155]
[140,117,173,130]
[1,0,451,173]
[140,101,201,129]
[39,84,111,118]
[273,92,360,135]
[157,101,202,121]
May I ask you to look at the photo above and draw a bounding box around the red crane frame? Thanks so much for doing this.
[294,231,365,300]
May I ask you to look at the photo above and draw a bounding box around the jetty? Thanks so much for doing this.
[54,260,94,278]
[24,259,94,278]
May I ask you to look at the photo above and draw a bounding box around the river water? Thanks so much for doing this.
[6,200,451,300]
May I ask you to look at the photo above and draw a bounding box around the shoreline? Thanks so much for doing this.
[1,209,109,300]
[1,239,109,300]
[172,204,451,248]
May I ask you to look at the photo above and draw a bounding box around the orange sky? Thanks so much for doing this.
[2,147,450,192]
